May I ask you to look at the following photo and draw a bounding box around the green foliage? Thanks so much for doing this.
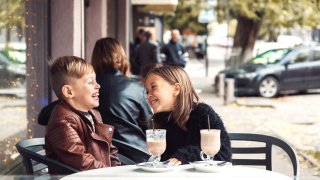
[217,0,320,40]
[0,0,25,30]
[163,0,208,35]
[2,48,26,64]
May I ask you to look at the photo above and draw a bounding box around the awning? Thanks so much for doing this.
[132,0,178,13]
[131,0,178,5]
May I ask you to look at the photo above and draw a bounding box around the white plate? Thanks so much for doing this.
[136,162,173,172]
[189,161,232,173]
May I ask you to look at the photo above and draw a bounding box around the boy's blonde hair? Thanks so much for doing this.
[145,65,199,130]
[49,56,94,99]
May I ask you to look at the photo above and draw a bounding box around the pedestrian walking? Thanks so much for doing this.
[161,29,188,68]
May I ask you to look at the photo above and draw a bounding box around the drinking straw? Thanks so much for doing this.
[207,115,210,131]
[151,118,155,131]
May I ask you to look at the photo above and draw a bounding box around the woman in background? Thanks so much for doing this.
[91,37,153,163]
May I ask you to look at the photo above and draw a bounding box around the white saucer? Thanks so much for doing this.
[189,161,232,173]
[136,162,173,172]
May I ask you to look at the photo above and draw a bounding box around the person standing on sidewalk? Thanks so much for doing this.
[130,28,145,75]
[144,65,231,165]
[135,30,161,76]
[161,29,187,68]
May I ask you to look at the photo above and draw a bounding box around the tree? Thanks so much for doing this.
[216,0,320,65]
[0,0,25,43]
[163,0,208,35]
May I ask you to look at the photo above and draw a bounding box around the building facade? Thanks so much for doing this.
[25,0,130,137]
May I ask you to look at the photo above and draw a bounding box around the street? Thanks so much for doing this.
[185,46,320,179]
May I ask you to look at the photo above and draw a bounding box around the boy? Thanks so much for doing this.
[45,56,120,173]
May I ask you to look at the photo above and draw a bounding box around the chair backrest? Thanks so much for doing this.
[15,138,79,177]
[229,133,299,179]
[117,153,136,165]
[112,139,150,164]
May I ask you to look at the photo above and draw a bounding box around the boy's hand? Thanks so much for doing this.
[168,158,181,165]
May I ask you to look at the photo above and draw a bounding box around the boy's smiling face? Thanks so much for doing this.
[63,71,100,112]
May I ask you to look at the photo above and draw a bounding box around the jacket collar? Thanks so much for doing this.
[153,111,173,127]
[169,39,178,45]
[57,99,96,125]
[103,69,122,76]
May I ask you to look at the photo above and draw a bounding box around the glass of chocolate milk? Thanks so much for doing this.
[146,129,166,166]
[200,129,221,163]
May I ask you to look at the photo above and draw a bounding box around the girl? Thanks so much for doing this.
[144,65,231,165]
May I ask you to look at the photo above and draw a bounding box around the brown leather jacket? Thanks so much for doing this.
[45,100,120,173]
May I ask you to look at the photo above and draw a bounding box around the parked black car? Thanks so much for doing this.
[215,46,320,97]
[0,50,26,88]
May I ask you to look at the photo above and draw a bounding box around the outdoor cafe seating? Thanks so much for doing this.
[15,133,299,179]
[15,137,135,179]
[229,133,299,179]
[15,138,78,179]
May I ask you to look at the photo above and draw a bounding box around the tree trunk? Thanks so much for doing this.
[6,26,11,45]
[17,26,24,41]
[231,16,261,68]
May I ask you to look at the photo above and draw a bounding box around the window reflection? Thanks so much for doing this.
[0,0,27,171]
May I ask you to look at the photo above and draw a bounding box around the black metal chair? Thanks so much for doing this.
[229,133,299,179]
[112,139,151,164]
[117,153,136,165]
[15,138,79,178]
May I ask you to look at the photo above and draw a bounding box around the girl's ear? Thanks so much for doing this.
[61,85,74,99]
[173,83,181,97]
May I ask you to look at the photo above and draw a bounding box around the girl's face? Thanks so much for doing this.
[145,73,180,113]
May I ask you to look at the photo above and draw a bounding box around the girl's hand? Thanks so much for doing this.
[168,158,182,165]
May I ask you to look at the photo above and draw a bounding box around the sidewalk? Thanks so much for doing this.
[184,58,320,180]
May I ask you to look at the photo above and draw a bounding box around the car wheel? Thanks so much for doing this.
[258,76,279,98]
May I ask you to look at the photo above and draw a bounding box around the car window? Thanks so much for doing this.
[311,50,320,61]
[1,49,26,64]
[292,51,309,63]
[0,53,10,65]
[250,49,290,65]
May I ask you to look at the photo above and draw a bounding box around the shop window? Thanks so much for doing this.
[0,0,27,171]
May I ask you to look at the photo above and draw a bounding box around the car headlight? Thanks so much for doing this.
[237,72,257,79]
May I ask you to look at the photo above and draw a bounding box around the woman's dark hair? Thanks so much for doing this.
[91,37,130,77]
[143,31,152,40]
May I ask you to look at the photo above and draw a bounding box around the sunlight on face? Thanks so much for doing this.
[145,74,177,113]
[69,72,100,112]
